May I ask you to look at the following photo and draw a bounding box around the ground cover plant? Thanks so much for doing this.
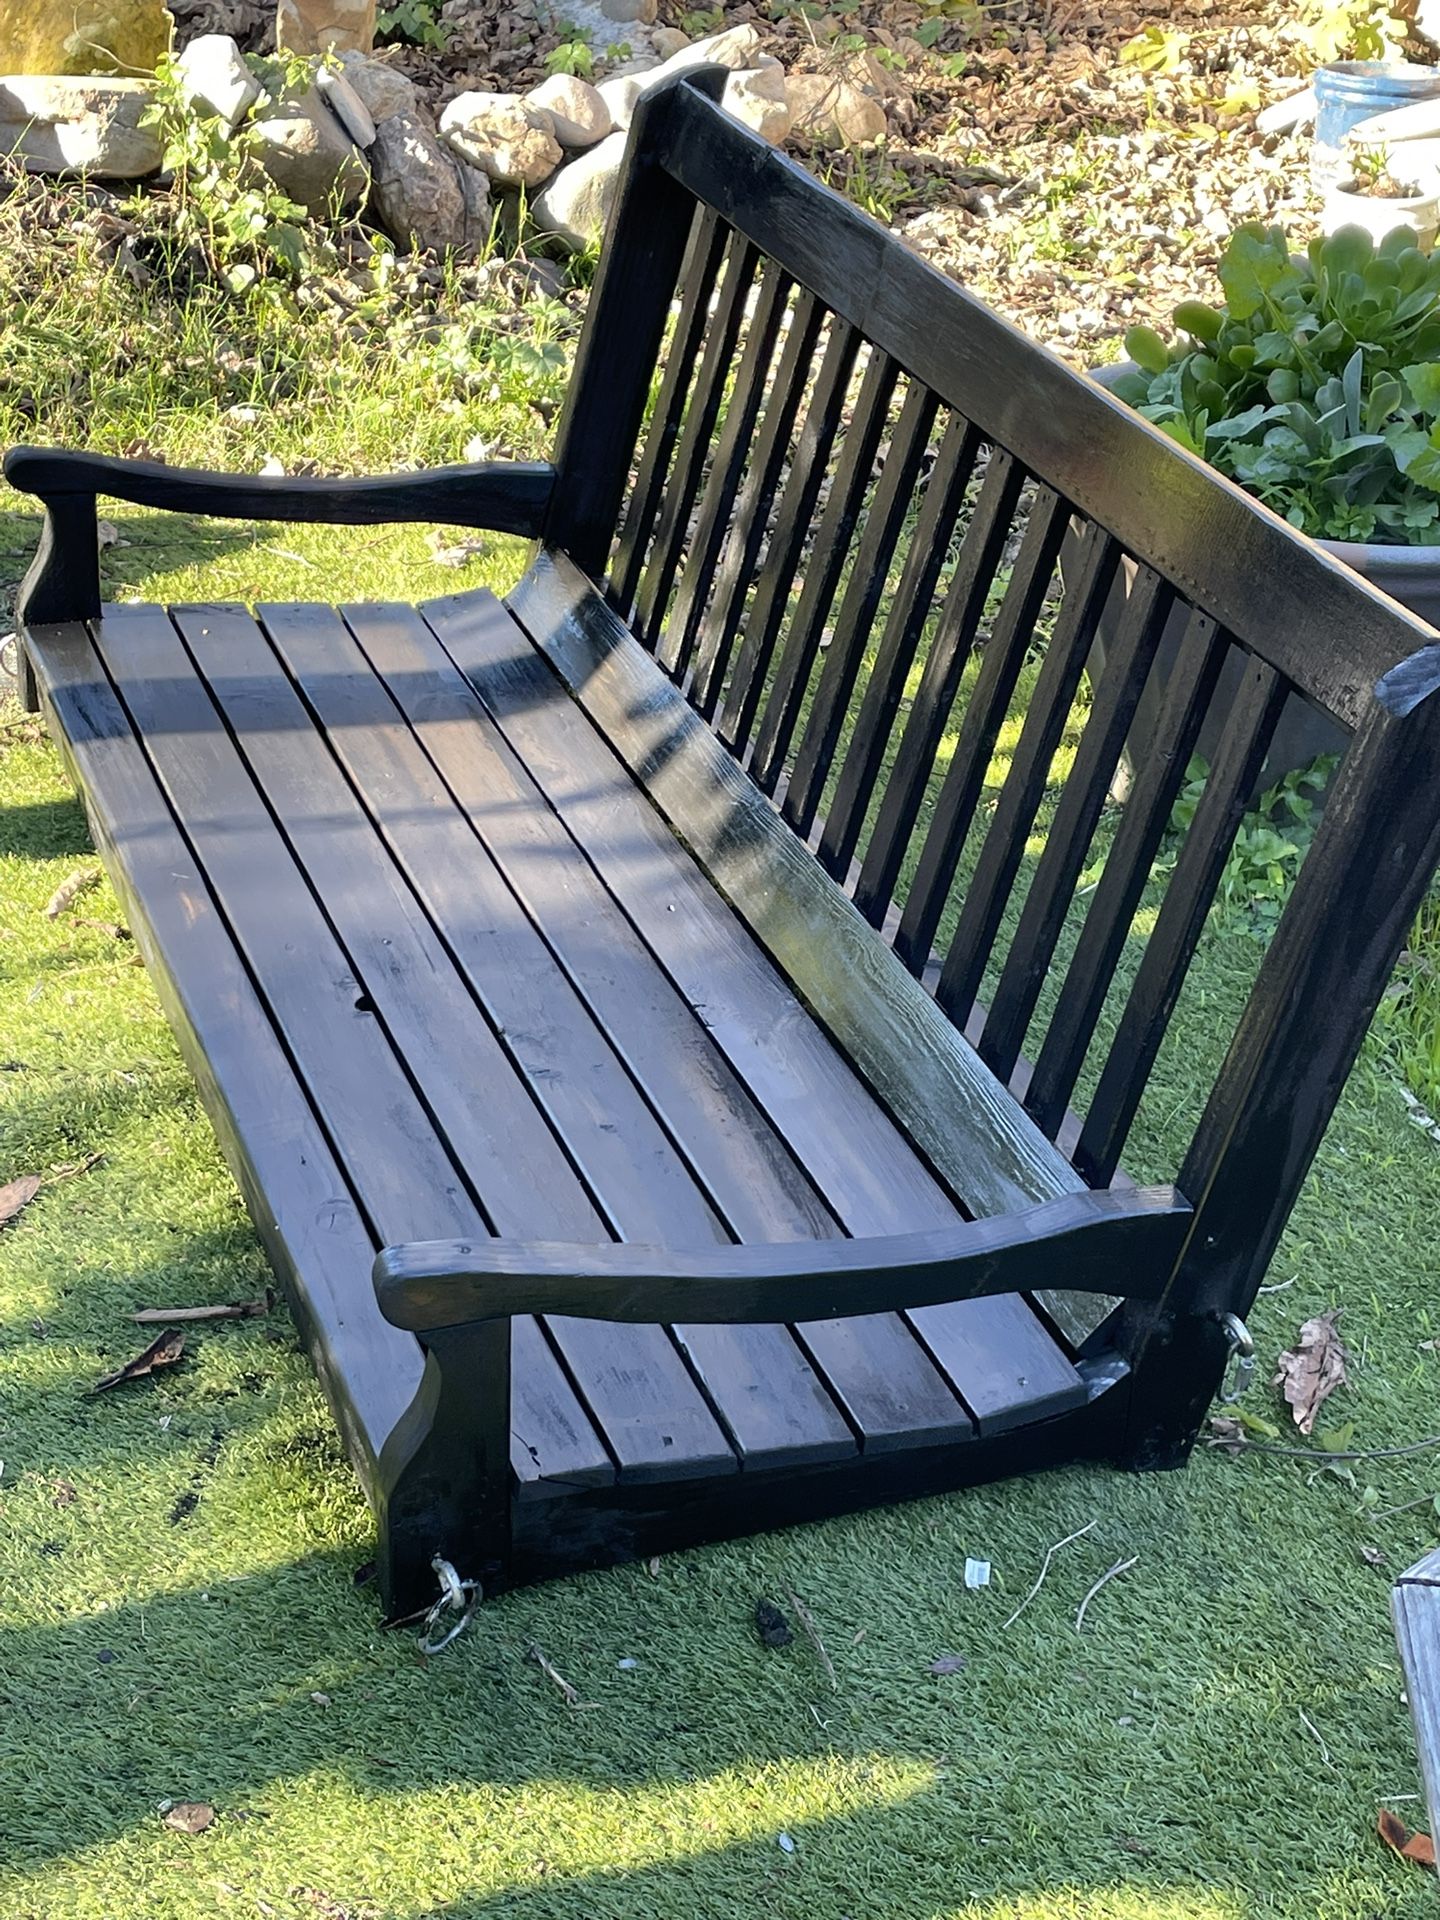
[5,6,1440,1916]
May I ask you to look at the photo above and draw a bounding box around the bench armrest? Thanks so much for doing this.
[374,1186,1191,1334]
[4,446,555,629]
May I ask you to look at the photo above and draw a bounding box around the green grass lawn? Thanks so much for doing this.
[5,175,1440,1920]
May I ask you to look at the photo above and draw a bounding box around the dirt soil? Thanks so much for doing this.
[166,0,1440,364]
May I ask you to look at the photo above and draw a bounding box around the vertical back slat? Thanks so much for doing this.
[1075,658,1286,1183]
[852,449,1026,927]
[633,234,760,651]
[717,317,863,754]
[544,72,727,577]
[783,382,941,838]
[661,261,793,680]
[972,563,1175,1059]
[895,485,1071,974]
[751,349,901,795]
[1021,611,1227,1138]
[819,415,981,882]
[608,207,727,619]
[931,520,1121,1020]
[690,290,827,719]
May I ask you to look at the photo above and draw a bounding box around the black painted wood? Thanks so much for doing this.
[853,449,1026,929]
[785,380,940,838]
[751,348,900,795]
[647,82,1436,725]
[378,1186,1189,1327]
[689,289,827,720]
[4,448,554,534]
[607,205,727,619]
[819,414,980,882]
[897,484,1071,975]
[717,316,862,754]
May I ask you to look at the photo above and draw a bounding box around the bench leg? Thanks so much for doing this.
[15,637,40,714]
[1112,1299,1231,1472]
[374,1323,513,1619]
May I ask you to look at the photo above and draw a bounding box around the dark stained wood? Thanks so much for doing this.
[13,492,101,634]
[819,413,981,881]
[607,205,727,618]
[647,81,1435,726]
[662,259,791,680]
[264,599,855,1474]
[543,68,729,577]
[636,233,761,653]
[973,562,1175,1066]
[897,484,1071,975]
[1076,657,1286,1185]
[377,1185,1190,1328]
[750,348,900,795]
[935,520,1121,1024]
[717,315,862,754]
[4,448,554,535]
[784,380,940,838]
[852,449,1026,929]
[689,289,827,719]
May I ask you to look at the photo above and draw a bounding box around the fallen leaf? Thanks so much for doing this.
[1274,1309,1350,1435]
[70,916,131,940]
[1378,1807,1437,1868]
[130,1291,273,1324]
[44,868,102,919]
[0,1173,41,1230]
[1360,1545,1387,1567]
[88,1327,185,1395]
[755,1599,794,1649]
[163,1801,215,1834]
[929,1653,967,1675]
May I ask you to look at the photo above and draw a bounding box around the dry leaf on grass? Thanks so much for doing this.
[163,1801,214,1834]
[1378,1807,1437,1868]
[0,1173,41,1230]
[88,1327,185,1395]
[1274,1309,1350,1434]
[43,868,102,920]
[928,1653,967,1675]
[130,1290,273,1324]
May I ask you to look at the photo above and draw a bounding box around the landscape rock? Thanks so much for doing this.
[724,65,790,144]
[785,71,887,148]
[649,26,690,58]
[370,107,492,254]
[0,76,161,177]
[670,24,766,70]
[596,0,657,23]
[0,0,170,76]
[276,0,375,52]
[334,49,416,122]
[440,90,563,189]
[176,33,260,131]
[252,84,368,212]
[523,73,611,150]
[532,127,625,250]
[315,64,376,147]
[595,73,643,132]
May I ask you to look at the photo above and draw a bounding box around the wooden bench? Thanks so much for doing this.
[1395,1552,1440,1841]
[9,73,1440,1615]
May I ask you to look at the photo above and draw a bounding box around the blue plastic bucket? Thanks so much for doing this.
[1313,60,1440,184]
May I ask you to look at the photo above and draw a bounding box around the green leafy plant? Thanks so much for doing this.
[377,0,449,50]
[1296,0,1408,66]
[139,53,318,297]
[1116,222,1440,545]
[1164,752,1337,936]
[545,32,595,77]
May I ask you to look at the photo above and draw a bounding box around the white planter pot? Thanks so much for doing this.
[1322,177,1439,250]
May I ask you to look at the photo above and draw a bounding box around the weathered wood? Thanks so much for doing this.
[1395,1550,1440,1840]
[4,449,555,535]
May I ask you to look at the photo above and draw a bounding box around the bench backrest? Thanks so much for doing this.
[543,74,1440,1321]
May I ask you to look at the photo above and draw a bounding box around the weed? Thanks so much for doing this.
[545,32,596,78]
[376,0,450,50]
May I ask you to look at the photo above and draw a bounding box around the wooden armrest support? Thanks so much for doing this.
[374,1186,1192,1334]
[4,447,555,630]
[4,447,555,533]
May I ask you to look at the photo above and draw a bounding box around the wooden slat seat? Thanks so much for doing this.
[36,590,1100,1512]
